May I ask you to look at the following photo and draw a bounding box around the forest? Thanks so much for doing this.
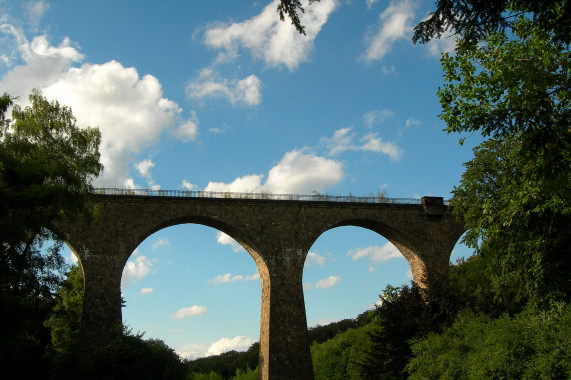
[1,0,570,378]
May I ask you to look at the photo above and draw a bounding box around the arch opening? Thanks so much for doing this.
[303,225,413,328]
[119,223,262,361]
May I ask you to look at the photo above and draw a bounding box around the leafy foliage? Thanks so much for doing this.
[0,90,102,378]
[358,283,455,379]
[439,7,571,308]
[277,0,321,35]
[413,0,571,45]
[407,303,571,379]
[311,324,374,380]
[439,16,570,142]
[44,265,84,351]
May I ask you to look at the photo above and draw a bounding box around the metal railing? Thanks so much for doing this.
[94,188,423,205]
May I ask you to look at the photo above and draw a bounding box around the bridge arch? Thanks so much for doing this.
[311,218,424,279]
[123,216,268,284]
[303,225,412,326]
[119,223,263,360]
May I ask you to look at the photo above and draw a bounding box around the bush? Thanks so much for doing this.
[311,324,374,380]
[407,303,571,379]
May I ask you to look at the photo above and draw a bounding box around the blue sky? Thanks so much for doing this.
[1,0,478,359]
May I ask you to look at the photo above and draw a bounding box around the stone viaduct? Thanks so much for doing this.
[58,190,464,380]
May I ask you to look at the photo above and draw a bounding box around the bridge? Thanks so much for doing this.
[58,189,464,380]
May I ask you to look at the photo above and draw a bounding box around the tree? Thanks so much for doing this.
[0,90,103,377]
[413,0,571,45]
[45,265,84,351]
[277,0,321,35]
[407,303,571,379]
[442,14,571,307]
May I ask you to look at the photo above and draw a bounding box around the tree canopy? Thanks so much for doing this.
[0,90,102,377]
[413,0,571,45]
[277,0,321,35]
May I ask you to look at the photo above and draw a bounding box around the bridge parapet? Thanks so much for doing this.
[94,187,429,205]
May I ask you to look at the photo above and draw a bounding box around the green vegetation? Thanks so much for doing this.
[0,90,102,378]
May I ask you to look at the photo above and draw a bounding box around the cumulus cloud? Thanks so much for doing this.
[320,127,403,161]
[177,343,209,360]
[347,241,403,263]
[426,32,457,56]
[25,1,50,27]
[187,68,261,107]
[139,288,154,295]
[305,252,326,266]
[363,109,394,128]
[181,180,198,190]
[405,117,421,128]
[205,150,344,195]
[172,305,207,319]
[122,255,153,287]
[136,159,155,179]
[203,0,338,70]
[210,273,260,284]
[263,150,344,194]
[0,29,198,188]
[364,0,417,61]
[216,232,245,252]
[205,336,256,357]
[151,238,170,250]
[315,275,341,289]
[172,110,199,142]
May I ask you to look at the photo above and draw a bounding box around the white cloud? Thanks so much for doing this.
[205,336,256,357]
[216,232,245,252]
[205,150,344,195]
[172,305,207,319]
[367,0,380,8]
[315,275,341,289]
[303,282,313,291]
[65,250,79,265]
[364,0,417,61]
[139,288,154,295]
[405,117,421,127]
[0,30,197,188]
[347,242,403,263]
[209,127,226,134]
[203,0,338,70]
[25,1,50,26]
[151,238,170,250]
[122,255,153,287]
[136,159,155,179]
[181,180,198,190]
[263,150,344,194]
[363,109,394,128]
[305,251,326,266]
[172,111,199,142]
[177,343,209,360]
[360,133,403,161]
[320,127,403,161]
[210,272,260,284]
[187,68,261,107]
